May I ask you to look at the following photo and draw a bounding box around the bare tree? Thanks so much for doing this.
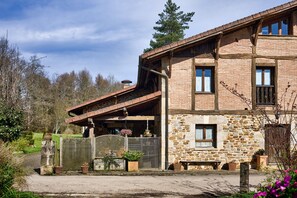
[0,37,26,108]
[220,81,297,173]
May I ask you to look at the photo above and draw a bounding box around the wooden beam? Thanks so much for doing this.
[191,57,195,110]
[144,69,151,87]
[275,59,278,106]
[169,109,297,115]
[252,19,263,46]
[93,116,158,121]
[251,53,256,110]
[219,54,297,60]
[219,53,254,59]
[214,59,219,110]
[215,33,223,60]
[256,55,297,60]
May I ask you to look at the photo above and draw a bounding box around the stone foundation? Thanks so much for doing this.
[168,114,263,169]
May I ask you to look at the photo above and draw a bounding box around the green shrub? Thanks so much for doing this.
[1,189,40,198]
[10,138,30,153]
[0,141,26,196]
[122,150,144,161]
[0,103,23,142]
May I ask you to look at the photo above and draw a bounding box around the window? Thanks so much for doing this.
[195,67,214,93]
[256,67,275,105]
[195,125,216,148]
[261,18,289,35]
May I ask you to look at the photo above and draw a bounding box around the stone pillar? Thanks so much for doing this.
[240,162,249,193]
[40,133,55,175]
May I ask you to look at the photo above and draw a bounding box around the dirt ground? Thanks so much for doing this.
[22,154,266,197]
[24,174,265,197]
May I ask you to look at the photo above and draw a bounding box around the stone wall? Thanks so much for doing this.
[168,114,263,169]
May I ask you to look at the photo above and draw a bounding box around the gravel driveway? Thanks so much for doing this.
[24,173,266,197]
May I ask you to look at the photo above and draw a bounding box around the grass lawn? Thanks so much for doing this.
[23,133,82,154]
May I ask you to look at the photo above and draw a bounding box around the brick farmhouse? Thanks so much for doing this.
[66,1,297,170]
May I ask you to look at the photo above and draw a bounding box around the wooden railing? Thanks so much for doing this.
[256,86,275,105]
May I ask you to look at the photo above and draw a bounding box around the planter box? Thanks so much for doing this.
[228,162,237,171]
[174,163,182,172]
[40,165,53,175]
[93,158,125,171]
[54,166,63,175]
[127,161,139,172]
[81,166,89,174]
[256,155,268,170]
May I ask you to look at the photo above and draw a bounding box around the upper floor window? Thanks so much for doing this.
[256,67,275,105]
[195,125,216,148]
[195,67,214,93]
[261,18,289,35]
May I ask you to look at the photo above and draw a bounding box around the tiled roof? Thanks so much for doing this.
[66,85,136,113]
[141,0,297,59]
[66,91,161,124]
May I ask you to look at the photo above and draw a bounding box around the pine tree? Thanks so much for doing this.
[145,0,195,52]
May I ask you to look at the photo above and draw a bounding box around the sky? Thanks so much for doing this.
[0,0,291,83]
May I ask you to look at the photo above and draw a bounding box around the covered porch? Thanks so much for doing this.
[66,90,161,138]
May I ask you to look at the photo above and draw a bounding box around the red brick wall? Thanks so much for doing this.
[278,60,297,106]
[169,58,192,110]
[218,59,252,110]
[220,28,252,54]
[168,13,297,111]
[195,94,215,110]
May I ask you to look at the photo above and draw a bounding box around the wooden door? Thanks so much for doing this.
[265,124,290,164]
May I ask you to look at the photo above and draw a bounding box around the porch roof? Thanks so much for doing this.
[66,91,161,125]
[67,85,136,115]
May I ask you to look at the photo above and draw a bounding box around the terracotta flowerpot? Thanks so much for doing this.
[256,155,268,170]
[127,161,139,172]
[174,163,182,172]
[228,162,237,171]
[81,166,89,174]
[54,166,63,175]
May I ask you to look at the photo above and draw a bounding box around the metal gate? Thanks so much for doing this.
[128,137,161,169]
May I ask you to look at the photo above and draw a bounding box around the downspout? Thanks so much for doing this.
[141,66,169,170]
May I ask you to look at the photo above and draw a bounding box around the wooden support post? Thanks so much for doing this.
[240,162,250,193]
[59,135,63,167]
[91,135,95,160]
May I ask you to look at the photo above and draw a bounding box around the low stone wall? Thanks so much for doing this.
[168,114,264,169]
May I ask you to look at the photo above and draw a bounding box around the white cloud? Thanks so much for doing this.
[0,0,291,83]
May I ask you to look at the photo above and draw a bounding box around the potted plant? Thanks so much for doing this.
[102,154,120,171]
[81,162,89,174]
[122,150,144,172]
[54,165,63,175]
[255,149,268,170]
[228,160,237,171]
[120,129,132,137]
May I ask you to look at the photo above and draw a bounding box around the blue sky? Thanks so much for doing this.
[0,0,291,83]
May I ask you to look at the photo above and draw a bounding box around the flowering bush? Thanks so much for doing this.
[120,129,132,136]
[254,169,297,197]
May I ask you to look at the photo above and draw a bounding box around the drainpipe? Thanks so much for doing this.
[141,66,169,170]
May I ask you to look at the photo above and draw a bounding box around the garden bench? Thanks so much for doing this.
[179,160,221,170]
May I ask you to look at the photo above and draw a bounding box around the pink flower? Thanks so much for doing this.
[120,129,132,136]
[254,191,267,198]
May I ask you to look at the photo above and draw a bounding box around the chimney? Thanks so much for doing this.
[121,80,132,89]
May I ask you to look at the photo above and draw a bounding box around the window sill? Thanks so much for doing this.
[258,35,297,40]
[256,104,276,107]
[194,147,217,151]
[195,92,215,95]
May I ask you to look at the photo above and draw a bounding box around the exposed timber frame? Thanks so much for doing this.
[214,33,222,110]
